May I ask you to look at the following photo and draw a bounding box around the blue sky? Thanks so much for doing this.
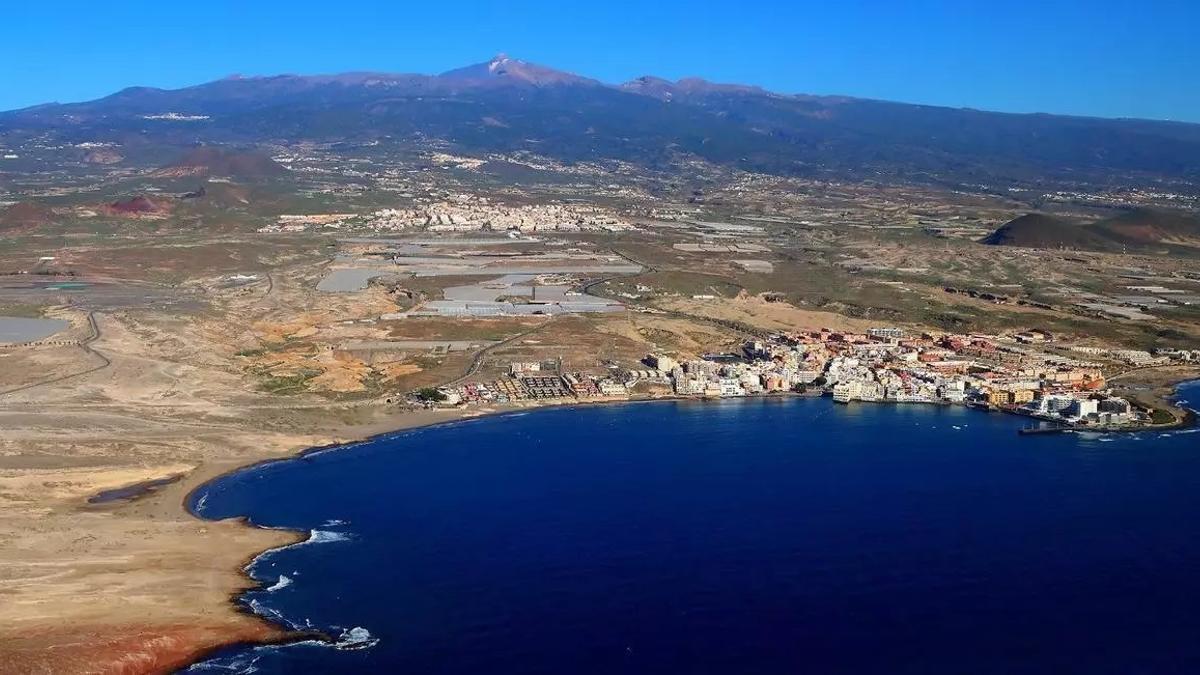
[3,0,1198,122]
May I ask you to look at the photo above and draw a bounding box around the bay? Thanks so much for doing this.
[188,384,1200,674]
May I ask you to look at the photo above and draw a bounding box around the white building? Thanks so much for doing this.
[1067,398,1099,419]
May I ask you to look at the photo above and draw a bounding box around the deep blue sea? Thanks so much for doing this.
[187,383,1200,674]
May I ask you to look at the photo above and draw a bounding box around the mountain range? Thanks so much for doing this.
[4,54,1200,188]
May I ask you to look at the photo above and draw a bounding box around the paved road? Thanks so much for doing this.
[446,320,553,387]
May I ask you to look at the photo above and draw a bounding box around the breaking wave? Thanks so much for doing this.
[295,529,351,547]
[1157,427,1198,438]
[246,598,296,630]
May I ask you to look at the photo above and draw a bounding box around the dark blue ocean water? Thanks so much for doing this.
[187,385,1200,674]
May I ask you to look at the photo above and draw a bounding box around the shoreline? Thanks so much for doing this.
[178,394,815,667]
[178,378,1200,671]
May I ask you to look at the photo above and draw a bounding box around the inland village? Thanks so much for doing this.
[3,4,1200,674]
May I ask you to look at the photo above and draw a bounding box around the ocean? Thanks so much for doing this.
[187,384,1200,674]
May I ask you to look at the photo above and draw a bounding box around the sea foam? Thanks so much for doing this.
[334,626,380,650]
[265,574,293,592]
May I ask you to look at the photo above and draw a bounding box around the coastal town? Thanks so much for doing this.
[429,328,1200,431]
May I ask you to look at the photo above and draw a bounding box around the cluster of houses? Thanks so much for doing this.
[427,328,1168,429]
[259,196,634,234]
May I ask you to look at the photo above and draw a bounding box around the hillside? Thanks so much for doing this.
[106,195,169,216]
[155,147,288,179]
[1089,208,1200,248]
[0,202,54,233]
[3,55,1199,189]
[980,214,1110,249]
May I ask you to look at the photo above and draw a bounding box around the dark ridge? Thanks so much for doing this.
[980,214,1106,249]
[982,208,1200,254]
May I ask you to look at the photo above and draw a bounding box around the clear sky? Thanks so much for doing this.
[4,0,1198,122]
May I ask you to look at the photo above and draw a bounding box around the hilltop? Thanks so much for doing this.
[439,53,600,87]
